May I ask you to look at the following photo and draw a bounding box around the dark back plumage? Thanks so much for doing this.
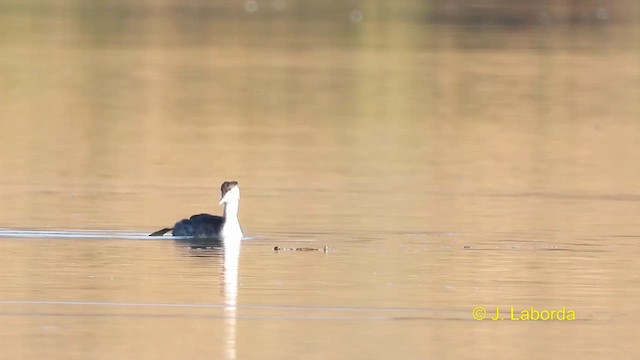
[172,213,225,239]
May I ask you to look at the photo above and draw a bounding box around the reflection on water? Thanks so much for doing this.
[1,1,640,359]
[177,240,241,360]
[223,240,240,360]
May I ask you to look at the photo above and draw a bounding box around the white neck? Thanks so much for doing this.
[222,200,243,241]
[223,200,239,220]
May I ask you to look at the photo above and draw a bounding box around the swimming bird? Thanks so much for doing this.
[149,181,243,241]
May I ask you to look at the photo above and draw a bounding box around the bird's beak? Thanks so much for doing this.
[219,191,230,205]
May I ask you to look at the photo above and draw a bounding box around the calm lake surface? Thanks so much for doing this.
[1,2,640,359]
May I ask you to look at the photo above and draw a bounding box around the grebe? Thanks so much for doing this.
[149,181,243,241]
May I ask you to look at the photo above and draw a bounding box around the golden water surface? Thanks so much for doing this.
[1,2,640,359]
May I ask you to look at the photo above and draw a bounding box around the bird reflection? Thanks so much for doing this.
[175,238,241,359]
[176,238,224,253]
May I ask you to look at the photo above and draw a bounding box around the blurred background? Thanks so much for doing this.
[1,0,639,232]
[1,1,640,359]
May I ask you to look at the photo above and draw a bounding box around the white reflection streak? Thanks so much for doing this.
[223,239,241,360]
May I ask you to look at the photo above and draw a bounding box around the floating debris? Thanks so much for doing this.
[274,245,330,253]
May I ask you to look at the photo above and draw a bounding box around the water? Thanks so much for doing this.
[2,2,640,359]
